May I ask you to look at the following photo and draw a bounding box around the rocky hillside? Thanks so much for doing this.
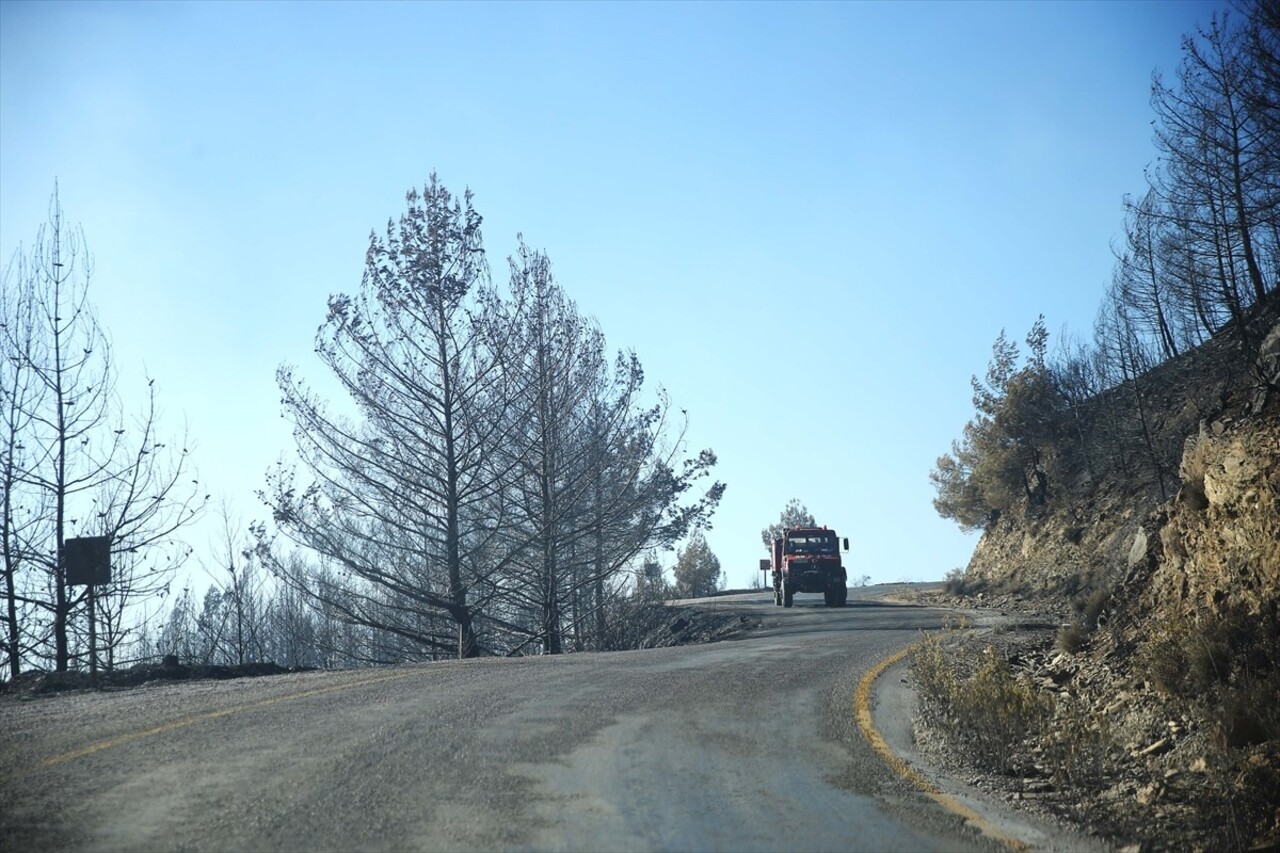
[947,302,1280,850]
[966,309,1278,605]
[965,301,1278,628]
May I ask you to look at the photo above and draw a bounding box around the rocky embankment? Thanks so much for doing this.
[921,317,1280,850]
[911,586,1278,852]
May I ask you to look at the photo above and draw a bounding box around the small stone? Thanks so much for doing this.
[1139,738,1172,757]
[1128,528,1149,567]
[1189,757,1209,773]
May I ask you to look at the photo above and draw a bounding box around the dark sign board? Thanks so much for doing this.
[65,536,111,586]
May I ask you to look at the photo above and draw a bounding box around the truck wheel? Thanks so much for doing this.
[823,590,834,607]
[837,587,848,606]
[783,588,794,608]
[774,588,782,606]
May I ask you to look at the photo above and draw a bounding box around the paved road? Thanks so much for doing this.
[1,588,1003,852]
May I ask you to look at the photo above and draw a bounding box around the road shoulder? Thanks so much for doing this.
[867,649,1112,853]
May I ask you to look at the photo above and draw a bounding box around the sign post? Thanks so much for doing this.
[64,536,111,687]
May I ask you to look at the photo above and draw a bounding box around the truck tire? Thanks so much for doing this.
[837,587,848,606]
[774,588,782,606]
[783,587,794,608]
[823,590,834,607]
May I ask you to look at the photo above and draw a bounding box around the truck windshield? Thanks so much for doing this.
[785,535,837,555]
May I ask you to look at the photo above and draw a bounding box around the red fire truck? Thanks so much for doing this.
[760,526,850,608]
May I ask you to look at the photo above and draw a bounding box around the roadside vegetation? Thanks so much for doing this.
[912,631,1051,776]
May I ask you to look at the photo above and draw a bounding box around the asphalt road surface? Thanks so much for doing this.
[1,588,1005,852]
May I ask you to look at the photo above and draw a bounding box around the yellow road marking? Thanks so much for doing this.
[855,643,1030,852]
[5,668,426,783]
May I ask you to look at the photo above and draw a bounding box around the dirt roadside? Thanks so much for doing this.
[876,586,1280,853]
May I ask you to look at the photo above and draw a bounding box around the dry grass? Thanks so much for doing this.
[911,632,1051,774]
[1135,604,1280,847]
[1056,620,1088,654]
[1139,606,1278,701]
[1041,693,1114,790]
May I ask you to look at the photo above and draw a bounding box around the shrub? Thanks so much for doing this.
[1056,587,1110,654]
[911,632,958,720]
[911,633,1051,774]
[1080,588,1110,628]
[1141,605,1280,697]
[1139,616,1192,694]
[1042,694,1114,790]
[1057,620,1088,654]
[1188,632,1233,691]
[964,646,1051,771]
[1218,670,1280,747]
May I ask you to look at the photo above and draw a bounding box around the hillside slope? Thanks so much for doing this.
[966,310,1278,604]
[947,303,1280,849]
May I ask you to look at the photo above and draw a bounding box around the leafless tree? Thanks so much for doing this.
[480,240,723,654]
[487,242,605,654]
[0,241,46,679]
[1117,190,1183,361]
[261,177,724,662]
[0,188,205,673]
[263,175,509,659]
[1237,0,1280,228]
[1094,287,1172,500]
[155,584,198,662]
[188,503,270,666]
[261,568,319,669]
[1149,11,1276,348]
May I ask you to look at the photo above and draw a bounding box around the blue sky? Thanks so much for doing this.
[1,0,1228,591]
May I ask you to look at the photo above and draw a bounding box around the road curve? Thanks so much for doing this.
[1,588,1004,852]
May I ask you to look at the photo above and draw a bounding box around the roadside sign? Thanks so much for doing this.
[65,536,111,586]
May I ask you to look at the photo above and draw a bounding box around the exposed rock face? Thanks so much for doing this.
[1143,418,1280,623]
[1260,323,1280,387]
[966,314,1279,617]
